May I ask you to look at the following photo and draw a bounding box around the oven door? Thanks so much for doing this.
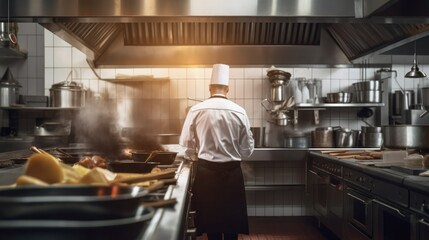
[344,186,373,240]
[417,215,429,240]
[373,199,417,240]
[309,169,328,218]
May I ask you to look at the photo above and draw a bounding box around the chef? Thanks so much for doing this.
[179,64,254,240]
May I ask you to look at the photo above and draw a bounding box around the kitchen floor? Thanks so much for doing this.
[197,216,336,240]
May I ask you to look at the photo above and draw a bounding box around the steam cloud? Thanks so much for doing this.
[74,99,123,160]
[74,98,164,160]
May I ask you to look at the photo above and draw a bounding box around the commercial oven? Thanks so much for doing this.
[343,167,374,240]
[373,199,417,240]
[410,190,429,240]
[344,185,373,240]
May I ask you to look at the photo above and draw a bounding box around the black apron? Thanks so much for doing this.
[192,159,249,235]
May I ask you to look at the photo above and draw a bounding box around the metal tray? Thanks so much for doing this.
[0,207,154,240]
[0,185,151,220]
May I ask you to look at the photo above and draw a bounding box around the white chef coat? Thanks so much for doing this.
[179,95,254,162]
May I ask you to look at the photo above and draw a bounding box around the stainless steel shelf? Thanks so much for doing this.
[294,103,385,108]
[0,106,81,110]
[0,47,28,59]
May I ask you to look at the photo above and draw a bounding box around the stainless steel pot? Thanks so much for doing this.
[352,80,382,91]
[335,128,358,148]
[355,90,382,103]
[50,80,86,107]
[383,125,429,149]
[327,92,353,103]
[360,132,383,148]
[311,127,340,148]
[250,127,265,148]
[284,135,310,148]
[0,67,21,107]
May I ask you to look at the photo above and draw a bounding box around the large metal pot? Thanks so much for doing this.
[311,127,340,148]
[0,67,21,107]
[50,81,86,107]
[352,80,382,91]
[355,90,382,103]
[335,128,358,148]
[383,125,429,149]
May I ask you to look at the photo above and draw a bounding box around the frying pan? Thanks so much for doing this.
[0,185,154,220]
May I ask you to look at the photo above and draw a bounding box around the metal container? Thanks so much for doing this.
[421,87,429,107]
[270,84,284,102]
[355,90,382,103]
[383,125,429,149]
[49,81,86,107]
[361,126,382,133]
[352,80,382,91]
[326,92,353,103]
[284,135,310,148]
[335,128,358,148]
[393,90,415,115]
[250,127,265,148]
[0,67,21,107]
[360,132,383,148]
[311,127,339,148]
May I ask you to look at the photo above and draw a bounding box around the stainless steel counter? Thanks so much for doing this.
[141,159,193,240]
[309,151,429,194]
[245,148,379,161]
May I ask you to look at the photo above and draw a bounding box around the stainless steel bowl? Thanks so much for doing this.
[326,92,353,103]
[355,90,382,103]
[353,81,382,91]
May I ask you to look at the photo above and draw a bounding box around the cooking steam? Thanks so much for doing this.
[74,98,164,160]
[74,99,123,160]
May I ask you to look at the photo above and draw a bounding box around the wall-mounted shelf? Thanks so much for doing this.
[0,106,81,110]
[0,47,28,59]
[294,103,385,109]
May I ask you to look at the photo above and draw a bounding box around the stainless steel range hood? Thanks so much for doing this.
[1,0,429,67]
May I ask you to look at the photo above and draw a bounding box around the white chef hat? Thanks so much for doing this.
[210,64,229,86]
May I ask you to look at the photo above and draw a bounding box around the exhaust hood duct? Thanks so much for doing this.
[1,0,429,66]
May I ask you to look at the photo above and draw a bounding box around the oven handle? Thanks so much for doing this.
[346,192,369,204]
[309,169,328,181]
[373,199,406,218]
[419,218,429,227]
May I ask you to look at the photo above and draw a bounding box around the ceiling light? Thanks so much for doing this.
[405,41,427,78]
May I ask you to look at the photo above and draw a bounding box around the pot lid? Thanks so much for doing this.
[0,67,21,87]
[51,80,83,90]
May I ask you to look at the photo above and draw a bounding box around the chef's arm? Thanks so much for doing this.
[239,119,255,158]
[179,113,199,161]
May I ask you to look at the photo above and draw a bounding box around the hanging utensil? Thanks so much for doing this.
[357,107,375,127]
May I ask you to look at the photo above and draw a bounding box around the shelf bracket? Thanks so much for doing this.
[314,110,320,125]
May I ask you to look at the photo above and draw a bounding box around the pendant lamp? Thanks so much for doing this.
[405,41,427,78]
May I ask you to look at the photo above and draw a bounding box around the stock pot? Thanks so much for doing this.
[49,81,86,107]
[383,125,429,149]
[0,67,21,107]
